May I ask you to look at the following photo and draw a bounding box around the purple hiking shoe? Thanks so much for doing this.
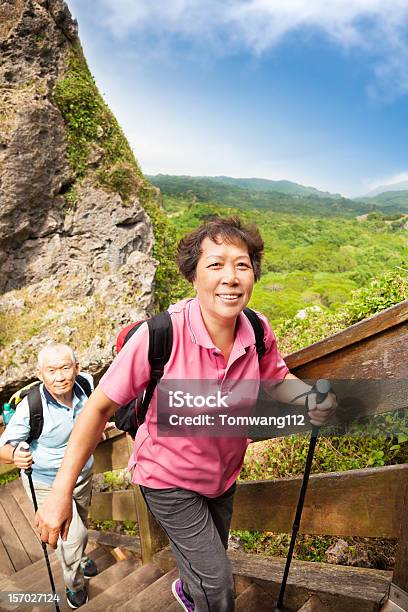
[171,579,195,611]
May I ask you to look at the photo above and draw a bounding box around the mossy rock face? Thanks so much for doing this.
[0,0,189,400]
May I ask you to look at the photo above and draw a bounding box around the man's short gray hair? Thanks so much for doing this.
[37,344,78,369]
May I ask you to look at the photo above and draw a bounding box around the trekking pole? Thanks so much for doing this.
[21,444,61,612]
[275,379,332,611]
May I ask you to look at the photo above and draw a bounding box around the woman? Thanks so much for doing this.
[36,217,336,612]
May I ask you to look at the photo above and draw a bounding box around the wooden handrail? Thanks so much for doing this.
[285,299,408,369]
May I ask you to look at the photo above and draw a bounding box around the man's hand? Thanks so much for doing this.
[13,442,33,470]
[307,391,337,427]
[35,490,73,548]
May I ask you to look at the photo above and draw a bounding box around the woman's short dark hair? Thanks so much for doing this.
[176,216,264,282]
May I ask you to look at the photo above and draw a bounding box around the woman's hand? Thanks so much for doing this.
[13,442,33,470]
[307,391,337,427]
[35,490,73,548]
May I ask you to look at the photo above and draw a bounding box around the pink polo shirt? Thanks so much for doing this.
[99,298,289,497]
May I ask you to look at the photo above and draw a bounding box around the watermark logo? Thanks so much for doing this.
[168,390,230,409]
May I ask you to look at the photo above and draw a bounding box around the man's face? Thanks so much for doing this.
[38,349,79,404]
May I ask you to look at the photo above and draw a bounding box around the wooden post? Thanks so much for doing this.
[126,436,168,564]
[388,480,408,611]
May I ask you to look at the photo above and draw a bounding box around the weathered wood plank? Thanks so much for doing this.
[133,485,168,565]
[0,493,42,563]
[298,595,329,611]
[285,299,408,370]
[392,479,408,593]
[116,567,178,612]
[229,549,391,612]
[250,377,408,441]
[235,583,275,611]
[87,529,141,554]
[87,557,141,602]
[90,490,137,522]
[0,498,31,572]
[0,532,14,576]
[93,430,130,473]
[82,562,164,612]
[89,465,408,538]
[6,478,36,529]
[231,464,408,537]
[288,321,408,379]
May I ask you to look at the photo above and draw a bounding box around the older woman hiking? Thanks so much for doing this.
[35,217,336,612]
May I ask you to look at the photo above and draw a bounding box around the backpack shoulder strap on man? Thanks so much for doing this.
[26,375,92,444]
[76,374,92,398]
[26,384,43,445]
[243,307,266,360]
[137,311,173,424]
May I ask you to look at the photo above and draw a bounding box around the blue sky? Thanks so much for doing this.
[66,1,408,197]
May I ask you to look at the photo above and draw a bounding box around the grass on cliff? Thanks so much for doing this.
[53,44,189,311]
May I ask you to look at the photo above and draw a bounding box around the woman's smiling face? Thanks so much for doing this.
[193,236,255,323]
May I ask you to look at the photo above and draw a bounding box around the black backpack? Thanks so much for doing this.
[114,308,266,439]
[8,375,92,444]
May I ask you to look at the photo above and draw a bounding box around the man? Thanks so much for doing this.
[0,343,97,609]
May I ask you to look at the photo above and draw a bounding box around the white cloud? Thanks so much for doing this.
[95,0,408,99]
[365,171,408,191]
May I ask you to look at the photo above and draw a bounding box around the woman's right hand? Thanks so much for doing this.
[13,442,33,470]
[35,490,73,548]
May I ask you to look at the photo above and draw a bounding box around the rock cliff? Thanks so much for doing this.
[0,0,172,400]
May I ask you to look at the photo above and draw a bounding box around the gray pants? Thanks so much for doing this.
[22,473,93,591]
[141,483,236,612]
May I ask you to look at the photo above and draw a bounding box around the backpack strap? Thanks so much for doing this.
[76,374,92,398]
[26,385,43,444]
[124,321,144,345]
[243,307,266,360]
[138,311,173,424]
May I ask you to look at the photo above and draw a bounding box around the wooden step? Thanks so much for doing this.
[3,479,36,528]
[11,550,114,599]
[153,546,177,574]
[0,498,31,572]
[235,583,275,611]
[0,553,59,594]
[0,546,115,612]
[0,491,42,564]
[0,542,106,595]
[87,529,141,555]
[87,556,141,601]
[83,562,164,611]
[298,595,330,611]
[116,567,178,612]
[229,550,391,612]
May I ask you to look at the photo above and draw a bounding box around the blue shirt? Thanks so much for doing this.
[0,374,94,486]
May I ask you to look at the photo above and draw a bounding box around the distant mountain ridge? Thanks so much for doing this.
[148,174,342,199]
[364,180,408,198]
[148,174,408,216]
[197,176,342,199]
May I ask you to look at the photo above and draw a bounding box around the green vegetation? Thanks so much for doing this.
[277,270,408,354]
[149,174,408,216]
[157,193,407,329]
[88,519,138,537]
[0,469,19,487]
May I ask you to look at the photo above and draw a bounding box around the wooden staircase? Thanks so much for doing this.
[0,476,391,611]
